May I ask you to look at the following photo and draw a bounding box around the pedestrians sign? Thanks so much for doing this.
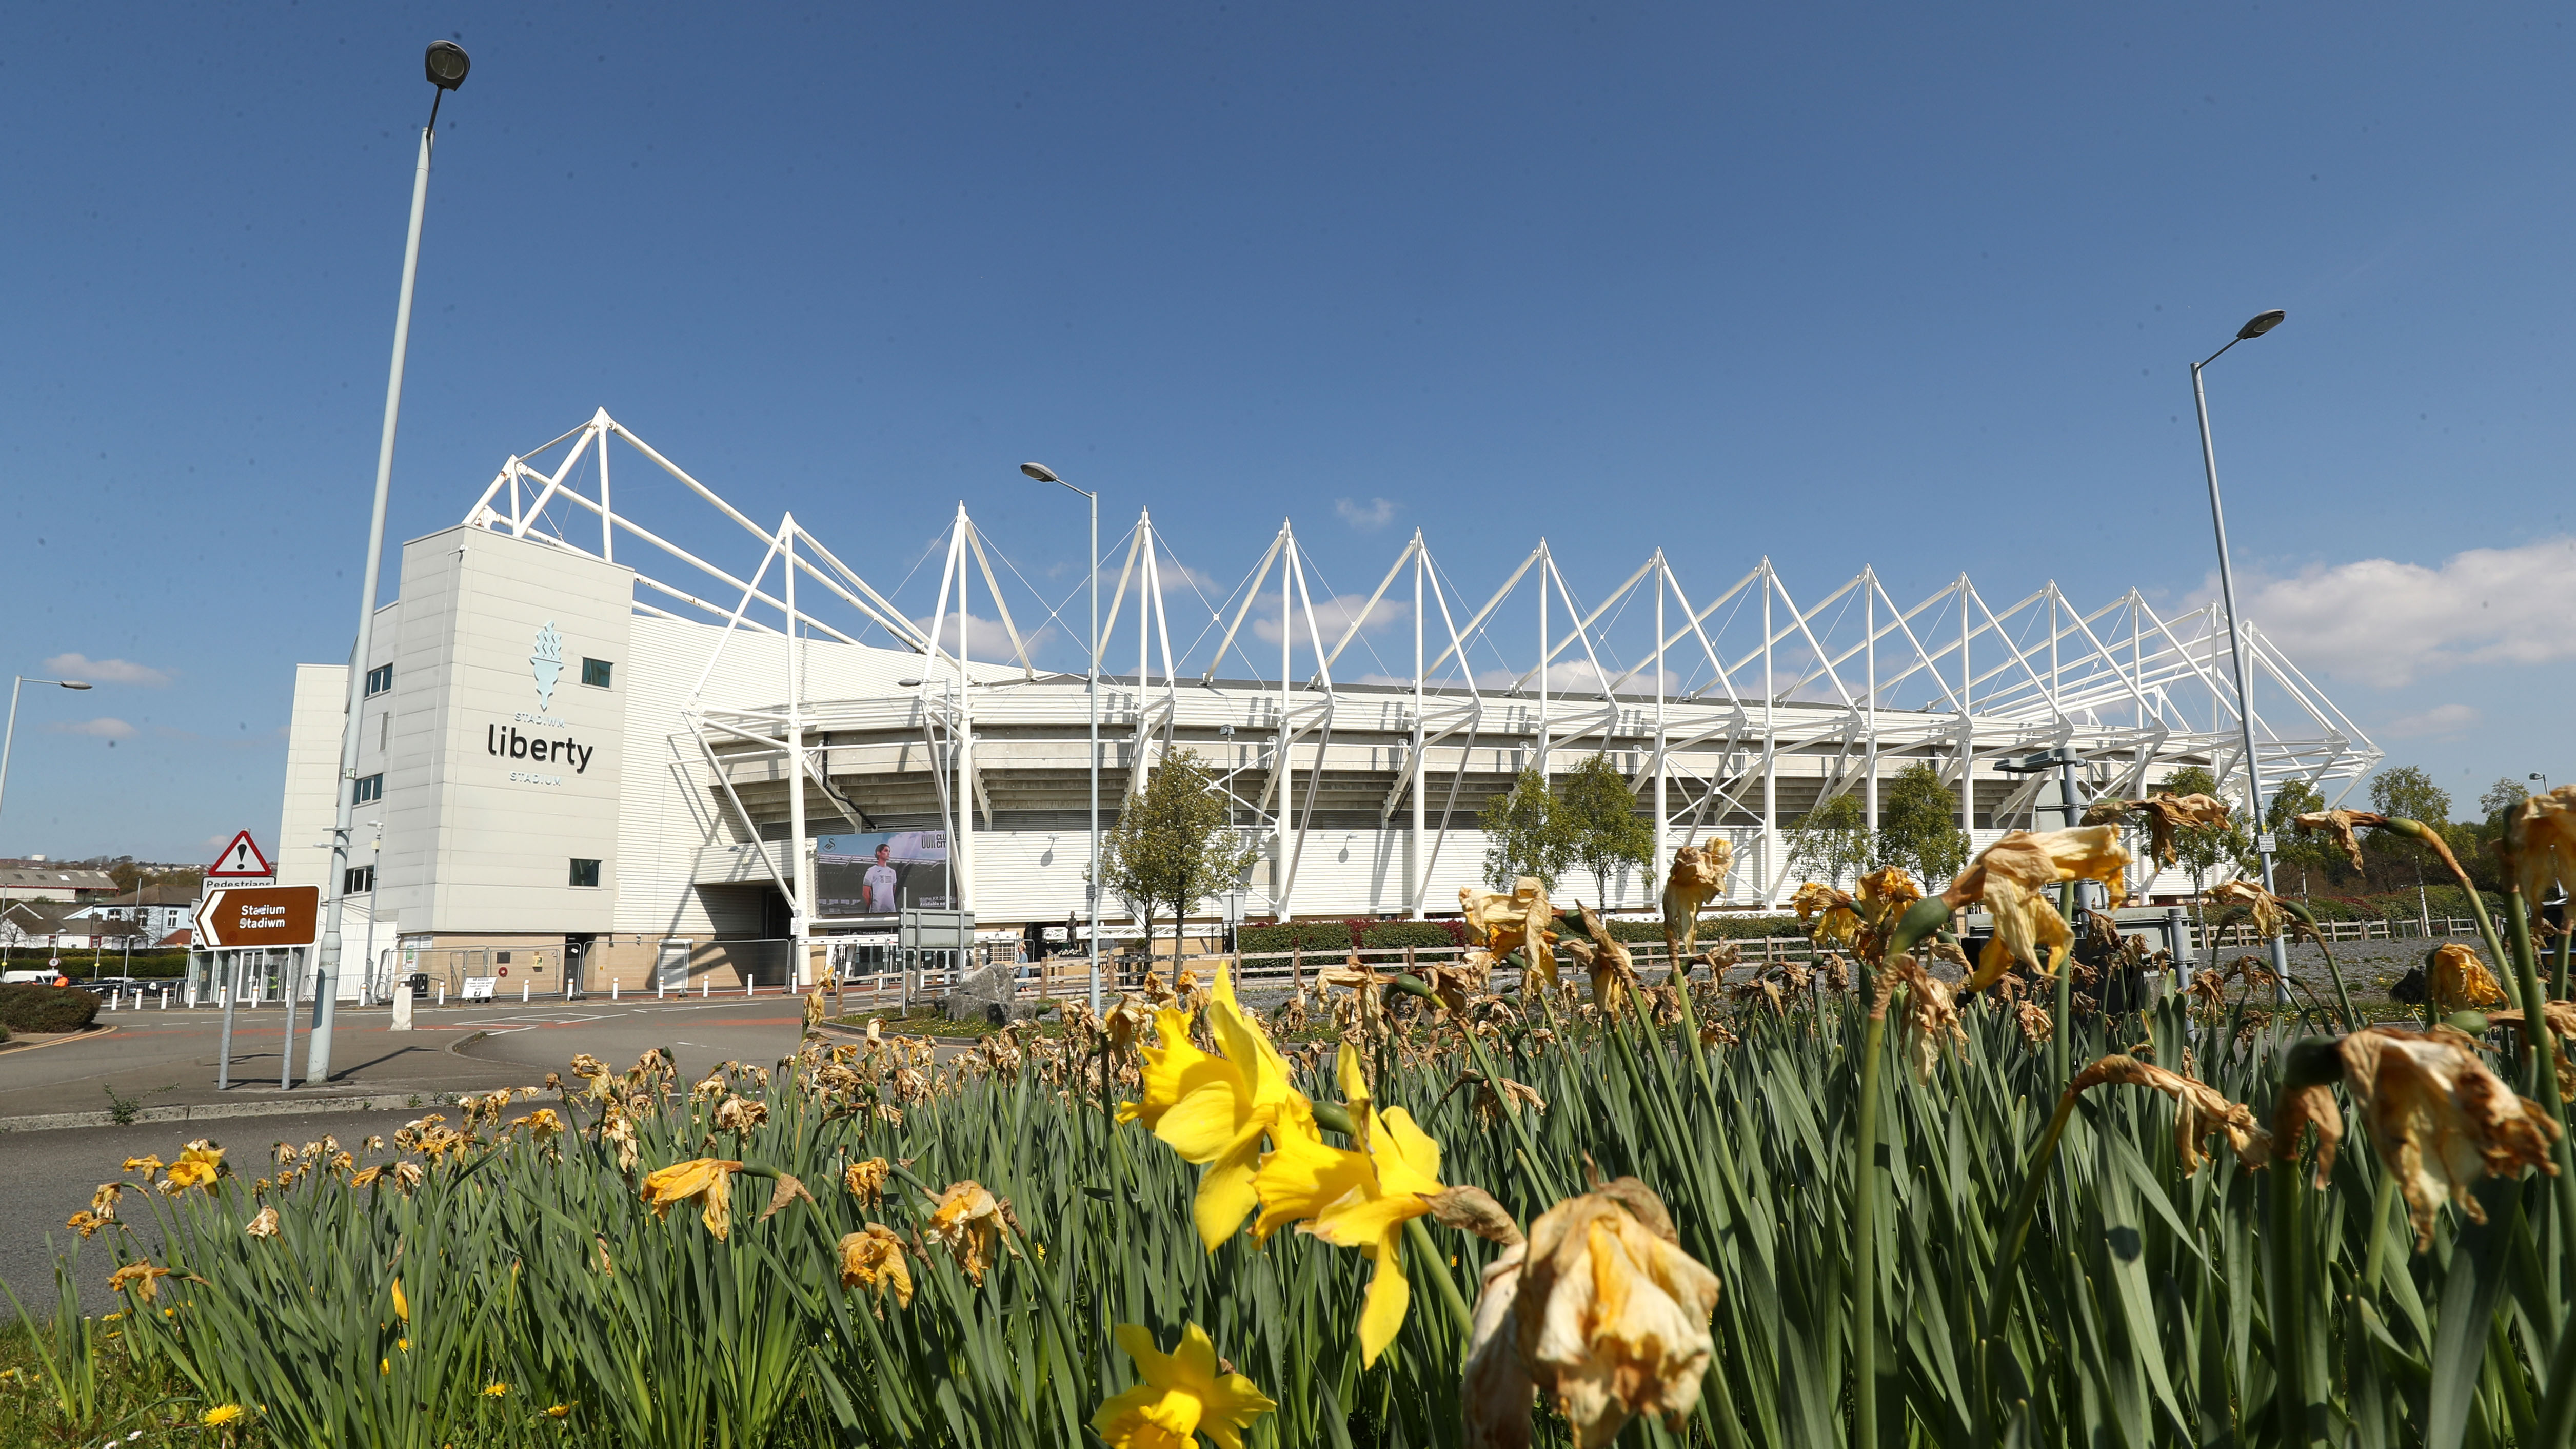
[207,831,276,880]
[194,885,321,949]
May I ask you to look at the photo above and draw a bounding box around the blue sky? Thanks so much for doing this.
[6,3,2571,862]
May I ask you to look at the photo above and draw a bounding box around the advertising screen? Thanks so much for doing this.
[815,831,952,917]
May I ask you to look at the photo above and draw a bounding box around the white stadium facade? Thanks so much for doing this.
[274,411,2382,997]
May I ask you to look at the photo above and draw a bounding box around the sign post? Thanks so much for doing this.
[195,886,319,1089]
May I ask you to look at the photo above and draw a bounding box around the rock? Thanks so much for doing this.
[937,959,1039,1025]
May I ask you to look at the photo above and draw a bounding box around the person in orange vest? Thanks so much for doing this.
[52,972,70,987]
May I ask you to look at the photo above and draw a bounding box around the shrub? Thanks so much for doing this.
[0,985,102,1034]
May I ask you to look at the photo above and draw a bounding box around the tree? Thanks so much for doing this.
[1875,764,1969,888]
[1480,768,1572,891]
[1788,792,1872,888]
[2258,778,2333,896]
[1556,752,1655,907]
[2370,764,2453,900]
[2162,766,2249,967]
[1096,748,1261,985]
[2481,776,2533,822]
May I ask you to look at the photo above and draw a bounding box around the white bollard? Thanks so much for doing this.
[745,976,753,998]
[701,977,709,998]
[522,980,530,1004]
[438,982,447,1007]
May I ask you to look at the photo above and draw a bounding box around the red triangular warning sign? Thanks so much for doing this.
[206,830,275,878]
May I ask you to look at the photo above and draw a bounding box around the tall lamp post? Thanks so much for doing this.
[309,41,470,1086]
[0,677,94,923]
[2191,307,2290,996]
[1020,462,1101,1013]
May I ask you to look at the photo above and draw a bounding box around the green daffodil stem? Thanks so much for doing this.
[2278,902,2360,1033]
[1850,1001,1889,1448]
[1404,1216,1477,1348]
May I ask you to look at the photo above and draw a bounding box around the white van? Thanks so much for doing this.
[1,968,66,984]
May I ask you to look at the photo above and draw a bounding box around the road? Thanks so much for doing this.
[0,995,817,1319]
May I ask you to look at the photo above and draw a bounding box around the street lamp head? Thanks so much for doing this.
[1018,462,1062,484]
[58,681,91,690]
[2236,309,2286,340]
[425,40,470,91]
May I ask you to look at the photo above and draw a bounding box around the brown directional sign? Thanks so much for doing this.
[193,886,321,949]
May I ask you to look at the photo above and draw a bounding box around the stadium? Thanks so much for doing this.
[272,410,2382,997]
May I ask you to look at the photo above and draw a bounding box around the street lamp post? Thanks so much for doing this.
[309,42,470,1087]
[2190,307,2290,998]
[0,675,95,923]
[0,678,95,871]
[1020,462,1101,1014]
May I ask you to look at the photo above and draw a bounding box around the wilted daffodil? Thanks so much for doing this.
[1460,877,1559,987]
[2202,879,2286,944]
[2085,791,2230,868]
[2505,786,2576,912]
[844,1156,891,1208]
[2281,1025,2562,1249]
[244,1207,280,1239]
[922,1180,1018,1285]
[1936,826,2131,988]
[1120,967,1315,1250]
[1880,957,1965,1086]
[2066,1055,2269,1177]
[836,1224,914,1314]
[1252,1044,1444,1366]
[106,1262,179,1303]
[1464,1179,1721,1449]
[639,1158,745,1240]
[1093,1322,1276,1449]
[2426,942,2506,1014]
[2293,808,2386,872]
[1789,882,1861,950]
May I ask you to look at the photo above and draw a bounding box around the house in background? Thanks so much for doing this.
[69,883,197,939]
[0,861,120,907]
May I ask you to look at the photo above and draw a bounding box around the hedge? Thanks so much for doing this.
[1239,912,1807,958]
[0,985,102,1034]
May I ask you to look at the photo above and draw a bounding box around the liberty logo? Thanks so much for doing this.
[530,621,564,709]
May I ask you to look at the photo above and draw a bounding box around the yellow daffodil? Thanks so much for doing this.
[837,1224,915,1313]
[639,1158,746,1240]
[1251,1044,1445,1365]
[65,1210,106,1238]
[391,1276,409,1323]
[379,1357,389,1377]
[163,1143,225,1192]
[122,1155,164,1177]
[201,1403,245,1427]
[1936,826,2131,988]
[845,1156,891,1206]
[546,1403,571,1419]
[1093,1322,1276,1449]
[482,1382,509,1398]
[1121,967,1315,1249]
[1658,840,1734,964]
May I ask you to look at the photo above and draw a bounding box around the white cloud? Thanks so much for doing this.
[1251,593,1408,645]
[2244,535,2576,688]
[2381,702,2482,739]
[911,611,1054,662]
[50,717,138,740]
[41,653,172,687]
[1335,497,1397,531]
[1471,660,1679,695]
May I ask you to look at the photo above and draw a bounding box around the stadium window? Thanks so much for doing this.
[352,773,384,805]
[364,663,393,697]
[569,858,602,888]
[581,657,613,689]
[343,865,375,894]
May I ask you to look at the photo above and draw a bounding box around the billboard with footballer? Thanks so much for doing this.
[815,831,952,917]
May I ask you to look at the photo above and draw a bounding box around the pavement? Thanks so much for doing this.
[0,991,824,1127]
[0,992,833,1320]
